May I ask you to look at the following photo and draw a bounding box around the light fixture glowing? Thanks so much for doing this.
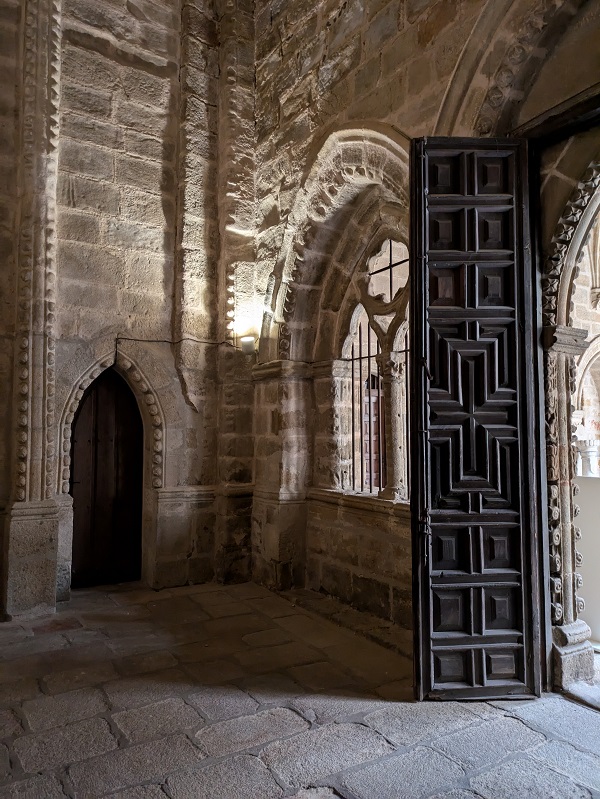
[240,335,256,354]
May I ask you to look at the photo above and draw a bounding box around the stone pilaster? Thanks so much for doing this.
[251,360,311,589]
[545,324,595,686]
[2,0,62,617]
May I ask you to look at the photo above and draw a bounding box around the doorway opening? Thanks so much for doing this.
[569,213,600,668]
[70,368,143,589]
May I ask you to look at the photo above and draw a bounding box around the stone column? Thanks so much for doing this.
[545,325,595,686]
[312,360,352,491]
[252,360,311,589]
[2,0,62,618]
[377,351,408,501]
[212,0,256,581]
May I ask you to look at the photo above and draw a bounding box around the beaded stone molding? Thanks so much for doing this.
[58,355,166,495]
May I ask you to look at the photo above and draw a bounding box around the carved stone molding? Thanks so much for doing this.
[12,0,62,503]
[542,161,600,685]
[259,129,409,363]
[542,162,600,329]
[475,0,587,135]
[58,355,167,495]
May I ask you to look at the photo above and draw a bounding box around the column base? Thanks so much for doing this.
[552,619,595,688]
[2,499,60,618]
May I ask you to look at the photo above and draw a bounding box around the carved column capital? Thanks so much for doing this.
[543,325,589,356]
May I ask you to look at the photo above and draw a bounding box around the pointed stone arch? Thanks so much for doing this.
[57,353,167,496]
[259,125,410,364]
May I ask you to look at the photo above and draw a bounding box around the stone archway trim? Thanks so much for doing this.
[57,353,167,495]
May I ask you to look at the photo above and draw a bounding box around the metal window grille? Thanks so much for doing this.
[345,243,410,496]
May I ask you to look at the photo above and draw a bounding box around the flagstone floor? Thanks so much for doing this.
[0,581,599,798]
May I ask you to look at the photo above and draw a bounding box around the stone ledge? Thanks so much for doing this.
[307,487,411,518]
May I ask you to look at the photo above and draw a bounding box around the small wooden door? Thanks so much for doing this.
[410,138,544,699]
[70,368,143,588]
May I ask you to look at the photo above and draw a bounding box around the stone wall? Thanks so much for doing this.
[306,491,412,628]
[0,0,21,510]
[253,0,484,307]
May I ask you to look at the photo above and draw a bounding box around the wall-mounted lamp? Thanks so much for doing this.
[240,335,256,354]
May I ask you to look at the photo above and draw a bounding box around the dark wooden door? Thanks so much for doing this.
[71,368,143,588]
[410,138,544,699]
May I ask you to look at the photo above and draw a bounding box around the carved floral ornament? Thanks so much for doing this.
[58,356,166,495]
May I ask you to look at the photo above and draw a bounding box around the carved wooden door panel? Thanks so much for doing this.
[71,368,143,588]
[410,138,544,699]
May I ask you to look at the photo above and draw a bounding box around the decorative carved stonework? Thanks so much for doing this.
[475,0,587,135]
[58,355,166,496]
[12,0,62,504]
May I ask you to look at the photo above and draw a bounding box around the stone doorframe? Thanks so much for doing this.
[542,161,600,687]
[54,353,167,603]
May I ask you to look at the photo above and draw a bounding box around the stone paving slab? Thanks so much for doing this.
[103,668,195,709]
[0,711,20,739]
[22,686,108,731]
[342,746,465,799]
[261,722,393,787]
[433,716,546,770]
[187,684,258,720]
[68,734,204,795]
[235,641,323,673]
[13,717,117,772]
[0,775,66,798]
[531,740,600,792]
[0,582,598,799]
[42,662,119,693]
[195,707,309,756]
[106,787,167,799]
[113,698,203,743]
[115,650,178,677]
[166,755,283,799]
[365,700,482,745]
[496,695,600,757]
[470,755,592,799]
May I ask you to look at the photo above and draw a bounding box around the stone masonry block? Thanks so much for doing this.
[116,154,166,193]
[120,186,173,227]
[61,113,124,149]
[58,209,101,244]
[120,66,171,108]
[104,218,170,253]
[115,100,168,137]
[58,173,119,215]
[59,139,114,180]
[61,45,120,90]
[62,82,112,118]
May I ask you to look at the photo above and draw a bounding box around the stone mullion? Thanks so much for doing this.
[377,352,407,501]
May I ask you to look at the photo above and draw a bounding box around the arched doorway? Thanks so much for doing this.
[70,368,143,588]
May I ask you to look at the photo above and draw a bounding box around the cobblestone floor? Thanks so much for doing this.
[0,582,599,798]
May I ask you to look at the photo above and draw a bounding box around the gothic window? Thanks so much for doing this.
[341,239,410,499]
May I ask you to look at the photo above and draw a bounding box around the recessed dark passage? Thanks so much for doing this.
[70,368,143,589]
